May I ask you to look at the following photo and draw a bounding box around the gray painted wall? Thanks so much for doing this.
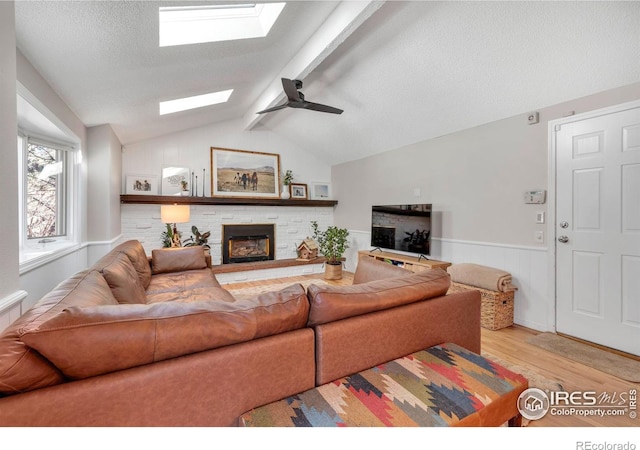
[0,2,20,300]
[333,82,640,247]
[87,124,122,242]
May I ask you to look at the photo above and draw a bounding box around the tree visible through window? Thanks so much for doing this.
[26,142,65,239]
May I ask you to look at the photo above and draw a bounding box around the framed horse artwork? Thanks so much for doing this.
[210,147,281,199]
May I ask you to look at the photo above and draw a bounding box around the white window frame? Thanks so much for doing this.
[17,82,82,273]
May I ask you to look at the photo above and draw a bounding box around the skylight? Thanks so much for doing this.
[159,3,286,47]
[159,89,233,115]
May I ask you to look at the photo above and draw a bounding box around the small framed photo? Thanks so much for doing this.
[310,182,331,200]
[162,166,190,196]
[290,183,308,200]
[125,174,159,195]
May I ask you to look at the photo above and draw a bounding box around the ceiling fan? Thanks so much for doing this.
[257,78,343,115]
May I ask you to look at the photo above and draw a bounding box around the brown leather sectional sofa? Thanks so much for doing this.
[0,240,480,426]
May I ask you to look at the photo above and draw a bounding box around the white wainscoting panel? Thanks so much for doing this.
[348,231,552,332]
[0,290,27,332]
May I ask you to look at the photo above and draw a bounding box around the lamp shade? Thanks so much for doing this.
[161,204,190,224]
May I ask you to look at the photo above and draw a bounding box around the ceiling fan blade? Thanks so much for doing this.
[281,78,301,102]
[256,103,289,114]
[303,101,343,114]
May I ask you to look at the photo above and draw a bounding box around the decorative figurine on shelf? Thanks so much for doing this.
[161,223,182,248]
[296,238,318,261]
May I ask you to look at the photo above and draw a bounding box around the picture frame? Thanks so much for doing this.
[211,147,281,198]
[310,181,331,200]
[290,182,308,200]
[125,174,159,195]
[161,166,190,196]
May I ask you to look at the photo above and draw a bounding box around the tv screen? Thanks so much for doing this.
[371,204,432,256]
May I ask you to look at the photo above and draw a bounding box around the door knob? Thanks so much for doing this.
[558,236,569,243]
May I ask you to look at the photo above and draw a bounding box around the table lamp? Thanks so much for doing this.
[161,204,190,247]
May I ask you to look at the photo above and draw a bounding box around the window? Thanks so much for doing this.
[18,133,77,264]
[159,89,233,115]
[24,139,67,238]
[159,3,286,47]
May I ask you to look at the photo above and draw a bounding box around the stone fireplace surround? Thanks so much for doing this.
[120,203,334,283]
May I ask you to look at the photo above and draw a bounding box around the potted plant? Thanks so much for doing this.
[183,226,211,255]
[161,223,182,248]
[311,221,350,280]
[281,170,293,199]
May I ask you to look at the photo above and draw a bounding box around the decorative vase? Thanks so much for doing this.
[281,187,290,199]
[324,262,343,280]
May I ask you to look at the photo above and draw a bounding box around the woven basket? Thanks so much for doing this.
[448,281,514,330]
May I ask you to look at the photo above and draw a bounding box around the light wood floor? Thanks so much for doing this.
[223,272,639,427]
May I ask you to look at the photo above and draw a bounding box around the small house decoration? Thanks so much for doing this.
[296,238,318,261]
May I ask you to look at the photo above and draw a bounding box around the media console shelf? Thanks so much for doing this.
[358,250,451,272]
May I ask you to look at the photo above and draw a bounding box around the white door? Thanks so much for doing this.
[554,103,640,356]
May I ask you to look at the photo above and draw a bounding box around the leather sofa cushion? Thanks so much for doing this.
[146,268,222,293]
[146,268,232,303]
[151,246,207,275]
[113,240,152,289]
[95,252,147,304]
[20,284,309,380]
[146,287,236,304]
[0,270,119,396]
[306,268,451,326]
[352,256,413,284]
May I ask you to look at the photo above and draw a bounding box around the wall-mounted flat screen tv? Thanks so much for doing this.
[371,204,432,256]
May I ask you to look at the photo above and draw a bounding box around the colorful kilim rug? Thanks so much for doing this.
[240,342,528,427]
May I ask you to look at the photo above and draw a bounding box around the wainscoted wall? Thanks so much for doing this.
[0,291,27,332]
[120,204,335,283]
[18,246,90,312]
[346,230,552,332]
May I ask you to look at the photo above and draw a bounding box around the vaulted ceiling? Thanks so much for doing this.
[14,1,640,165]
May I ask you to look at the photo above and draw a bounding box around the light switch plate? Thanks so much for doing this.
[524,190,546,204]
[536,211,545,224]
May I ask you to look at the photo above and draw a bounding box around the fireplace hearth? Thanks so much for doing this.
[222,224,275,264]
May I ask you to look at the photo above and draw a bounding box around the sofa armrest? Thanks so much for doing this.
[313,290,481,385]
[353,255,412,284]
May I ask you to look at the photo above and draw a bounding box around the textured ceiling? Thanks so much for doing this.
[14,1,640,166]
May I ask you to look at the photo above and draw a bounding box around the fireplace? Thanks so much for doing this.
[222,224,275,264]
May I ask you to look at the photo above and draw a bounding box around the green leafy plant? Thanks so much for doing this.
[282,169,293,185]
[161,223,181,248]
[183,226,211,250]
[311,221,349,265]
